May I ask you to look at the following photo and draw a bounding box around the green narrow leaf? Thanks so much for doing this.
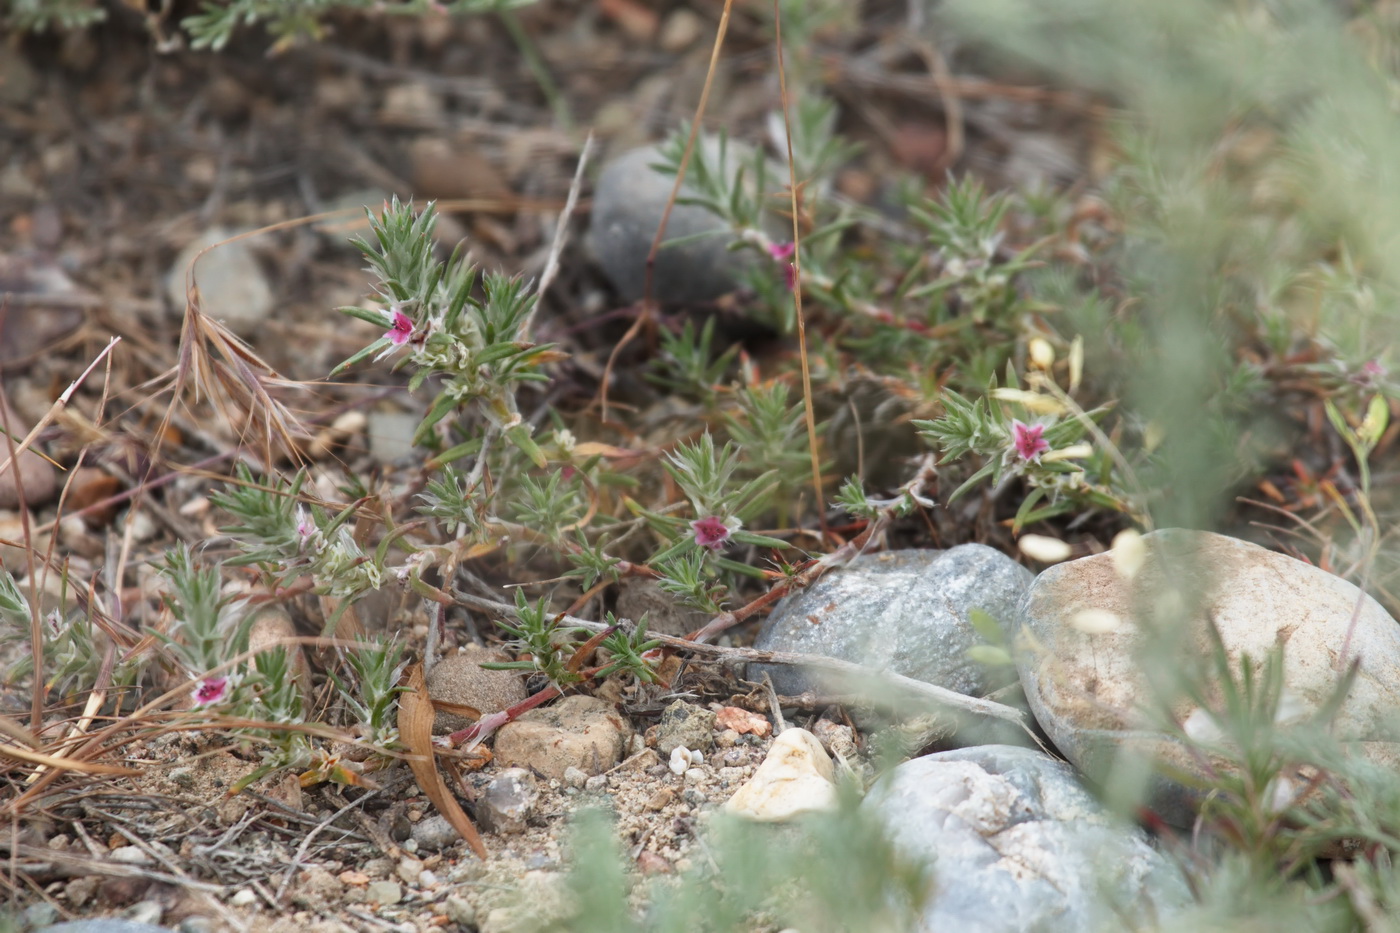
[424,437,485,470]
[506,424,548,467]
[967,608,1004,646]
[414,394,460,446]
[1011,486,1047,534]
[729,530,790,550]
[966,645,1014,667]
[329,339,391,377]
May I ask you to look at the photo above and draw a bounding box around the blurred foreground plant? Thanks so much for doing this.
[3,0,538,50]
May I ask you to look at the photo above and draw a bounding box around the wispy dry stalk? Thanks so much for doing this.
[154,233,318,467]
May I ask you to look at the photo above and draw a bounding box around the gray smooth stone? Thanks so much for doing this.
[862,745,1189,933]
[749,546,1032,699]
[589,138,783,305]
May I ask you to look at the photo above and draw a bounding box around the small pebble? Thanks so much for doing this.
[444,895,476,926]
[22,903,57,929]
[584,775,609,794]
[669,746,691,775]
[659,8,703,51]
[230,888,258,907]
[563,765,589,788]
[126,901,164,925]
[109,846,153,865]
[410,814,458,851]
[367,880,402,906]
[418,869,438,888]
[684,767,705,783]
[396,857,423,884]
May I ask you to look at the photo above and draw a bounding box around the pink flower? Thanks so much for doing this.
[1011,420,1050,461]
[768,242,797,292]
[295,504,314,539]
[191,675,231,708]
[383,308,414,345]
[690,516,732,551]
[1352,359,1387,388]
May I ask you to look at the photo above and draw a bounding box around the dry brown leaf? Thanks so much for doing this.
[398,662,488,859]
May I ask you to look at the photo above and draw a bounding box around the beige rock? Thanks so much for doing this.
[164,227,273,333]
[492,694,631,779]
[249,610,312,715]
[0,508,50,574]
[0,398,56,509]
[723,727,838,821]
[1017,528,1400,824]
[477,767,536,834]
[428,645,528,733]
[659,9,704,52]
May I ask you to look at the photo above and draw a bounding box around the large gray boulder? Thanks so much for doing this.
[862,745,1189,933]
[749,546,1032,699]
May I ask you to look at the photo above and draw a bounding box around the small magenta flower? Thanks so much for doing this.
[1011,420,1050,461]
[384,307,414,345]
[1352,359,1387,388]
[690,516,733,551]
[191,675,231,708]
[768,242,797,291]
[295,504,314,539]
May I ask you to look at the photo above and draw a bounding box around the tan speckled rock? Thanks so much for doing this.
[1015,528,1400,825]
[492,695,631,779]
[428,645,528,734]
[0,398,56,509]
[249,609,311,716]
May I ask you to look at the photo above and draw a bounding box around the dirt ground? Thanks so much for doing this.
[0,3,1099,930]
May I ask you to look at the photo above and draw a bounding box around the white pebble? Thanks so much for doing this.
[669,746,691,775]
[108,846,152,865]
[229,889,258,907]
[684,767,705,783]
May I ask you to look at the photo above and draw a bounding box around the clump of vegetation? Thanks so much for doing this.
[3,0,536,49]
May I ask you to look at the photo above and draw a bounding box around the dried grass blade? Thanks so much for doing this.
[0,741,138,775]
[398,662,488,859]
